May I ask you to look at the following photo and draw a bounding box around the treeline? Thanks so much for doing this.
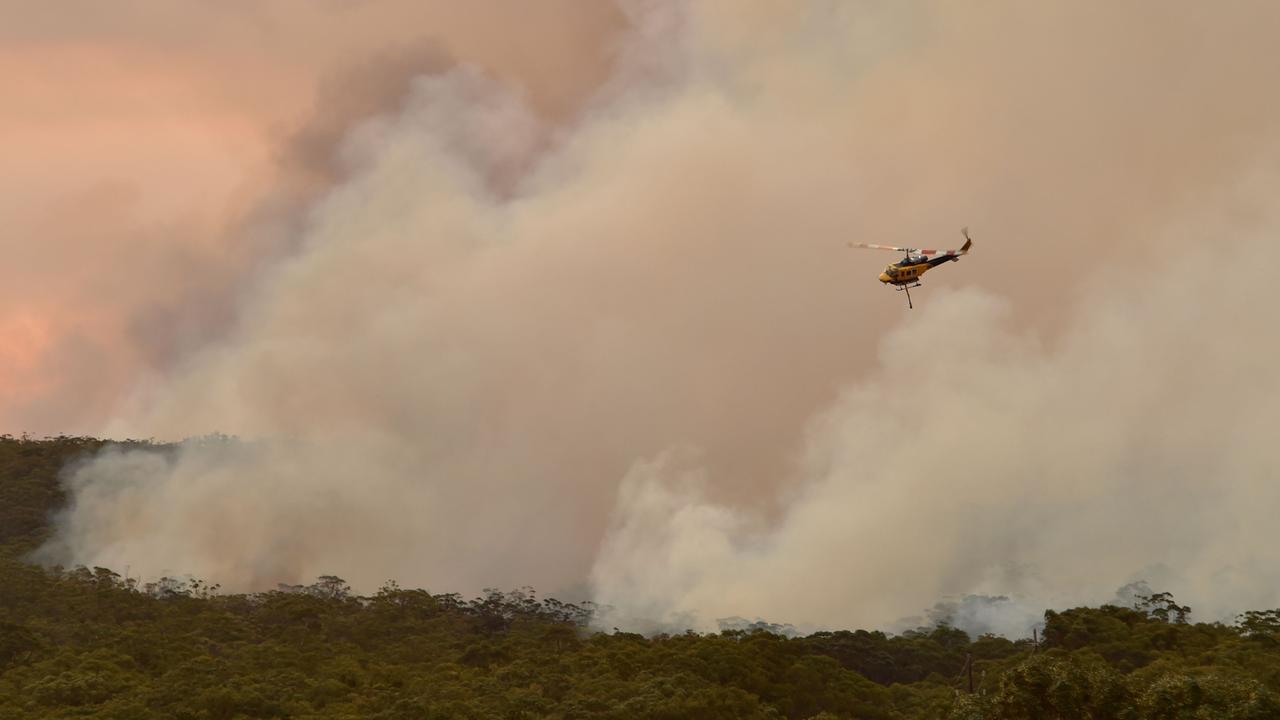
[3,436,1280,719]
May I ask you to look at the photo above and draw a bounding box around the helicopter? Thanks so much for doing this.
[848,227,974,308]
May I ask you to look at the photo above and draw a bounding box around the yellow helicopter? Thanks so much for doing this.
[849,228,974,308]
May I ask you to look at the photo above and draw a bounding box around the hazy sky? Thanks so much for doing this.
[8,1,1280,634]
[1,0,624,432]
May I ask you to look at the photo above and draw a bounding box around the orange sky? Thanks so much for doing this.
[1,41,272,430]
[0,1,624,434]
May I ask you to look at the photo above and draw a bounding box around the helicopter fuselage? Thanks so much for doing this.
[877,254,959,285]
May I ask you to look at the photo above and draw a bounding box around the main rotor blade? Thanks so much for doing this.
[849,230,973,257]
[848,242,913,252]
[849,243,957,256]
[906,239,973,257]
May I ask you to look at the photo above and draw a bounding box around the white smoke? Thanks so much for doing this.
[591,191,1280,631]
[34,2,1280,636]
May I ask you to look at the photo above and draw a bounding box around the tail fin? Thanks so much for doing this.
[960,227,973,254]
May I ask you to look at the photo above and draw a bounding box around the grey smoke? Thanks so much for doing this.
[31,2,1280,636]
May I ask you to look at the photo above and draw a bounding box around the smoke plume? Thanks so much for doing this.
[19,2,1280,634]
[0,0,623,432]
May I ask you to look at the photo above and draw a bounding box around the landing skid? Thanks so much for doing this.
[895,282,922,309]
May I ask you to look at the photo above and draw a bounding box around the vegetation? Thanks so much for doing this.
[3,436,1280,718]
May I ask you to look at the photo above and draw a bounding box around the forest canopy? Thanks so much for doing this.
[2,436,1279,719]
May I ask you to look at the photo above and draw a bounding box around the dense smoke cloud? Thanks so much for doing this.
[24,1,1280,634]
[0,0,623,432]
[593,209,1280,633]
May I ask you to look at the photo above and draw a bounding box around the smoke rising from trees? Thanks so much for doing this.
[16,2,1280,633]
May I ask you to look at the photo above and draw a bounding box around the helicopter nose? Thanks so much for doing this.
[878,272,892,283]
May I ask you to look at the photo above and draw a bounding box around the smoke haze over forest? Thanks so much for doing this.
[5,1,1280,635]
